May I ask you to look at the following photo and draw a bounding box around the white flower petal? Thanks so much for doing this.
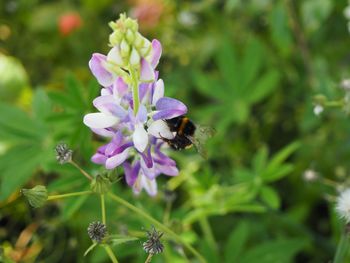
[152,79,164,105]
[133,124,148,152]
[140,174,157,196]
[148,120,174,139]
[105,149,130,169]
[129,48,140,66]
[83,113,119,129]
[107,46,123,66]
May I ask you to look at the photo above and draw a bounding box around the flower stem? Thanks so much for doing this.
[144,253,153,263]
[103,244,119,263]
[107,192,206,263]
[129,66,139,115]
[334,230,350,263]
[101,194,106,225]
[47,191,92,201]
[69,160,93,181]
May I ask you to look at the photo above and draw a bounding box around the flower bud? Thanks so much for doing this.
[55,143,73,164]
[90,174,111,194]
[88,221,107,243]
[109,31,123,46]
[134,32,145,50]
[140,39,152,58]
[120,39,130,58]
[125,17,138,32]
[129,48,140,66]
[21,185,48,208]
[125,29,135,44]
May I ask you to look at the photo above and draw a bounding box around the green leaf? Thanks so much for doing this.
[0,144,45,200]
[260,186,280,209]
[252,147,268,174]
[240,238,307,263]
[61,193,90,220]
[65,74,87,109]
[0,102,45,142]
[32,88,52,121]
[224,222,250,263]
[261,142,300,182]
[248,70,280,104]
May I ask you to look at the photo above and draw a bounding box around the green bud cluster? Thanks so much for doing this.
[108,13,152,69]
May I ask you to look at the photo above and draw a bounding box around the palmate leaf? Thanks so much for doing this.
[224,222,250,263]
[0,144,49,200]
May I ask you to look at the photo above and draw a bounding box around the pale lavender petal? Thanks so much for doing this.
[140,58,155,82]
[91,153,107,164]
[124,161,140,186]
[148,120,174,139]
[157,164,178,176]
[151,39,162,68]
[83,113,119,129]
[152,79,164,105]
[133,124,148,152]
[89,53,115,87]
[153,97,188,120]
[105,148,130,169]
[140,174,157,196]
[101,87,112,96]
[93,96,127,118]
[91,128,115,138]
[136,104,147,123]
[113,77,128,96]
[107,46,123,66]
[139,83,149,102]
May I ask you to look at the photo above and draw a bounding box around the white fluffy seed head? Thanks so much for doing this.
[336,188,350,223]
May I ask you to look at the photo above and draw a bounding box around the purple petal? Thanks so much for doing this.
[91,128,115,138]
[124,161,141,186]
[151,39,162,68]
[140,174,157,196]
[89,53,115,87]
[139,146,153,168]
[136,104,147,123]
[153,97,188,120]
[113,77,128,96]
[91,153,107,164]
[157,164,179,176]
[93,96,127,119]
[105,132,123,155]
[140,58,155,82]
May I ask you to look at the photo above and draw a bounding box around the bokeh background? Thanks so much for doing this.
[1,0,350,262]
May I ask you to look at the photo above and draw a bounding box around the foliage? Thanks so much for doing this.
[1,0,350,262]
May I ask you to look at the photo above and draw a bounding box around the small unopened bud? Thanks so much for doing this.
[129,48,140,66]
[87,221,107,243]
[125,29,135,44]
[139,39,152,57]
[90,174,111,194]
[55,143,73,164]
[109,31,123,46]
[143,226,164,255]
[21,185,48,208]
[120,39,130,58]
[134,32,145,49]
[125,17,138,32]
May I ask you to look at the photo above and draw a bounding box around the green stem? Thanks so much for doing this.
[129,66,139,115]
[47,191,92,201]
[334,230,350,263]
[144,253,153,263]
[101,194,106,225]
[69,160,93,181]
[103,245,119,263]
[199,217,217,251]
[107,193,206,263]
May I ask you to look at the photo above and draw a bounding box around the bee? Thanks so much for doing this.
[160,115,215,159]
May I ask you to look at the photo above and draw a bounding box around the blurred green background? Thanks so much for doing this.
[1,0,350,262]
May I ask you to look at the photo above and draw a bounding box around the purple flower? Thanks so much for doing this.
[84,15,187,196]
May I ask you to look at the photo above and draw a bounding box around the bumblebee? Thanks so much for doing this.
[161,115,215,158]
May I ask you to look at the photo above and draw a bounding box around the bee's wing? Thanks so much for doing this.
[187,125,216,159]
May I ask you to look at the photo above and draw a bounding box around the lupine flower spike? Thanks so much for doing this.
[84,14,187,196]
